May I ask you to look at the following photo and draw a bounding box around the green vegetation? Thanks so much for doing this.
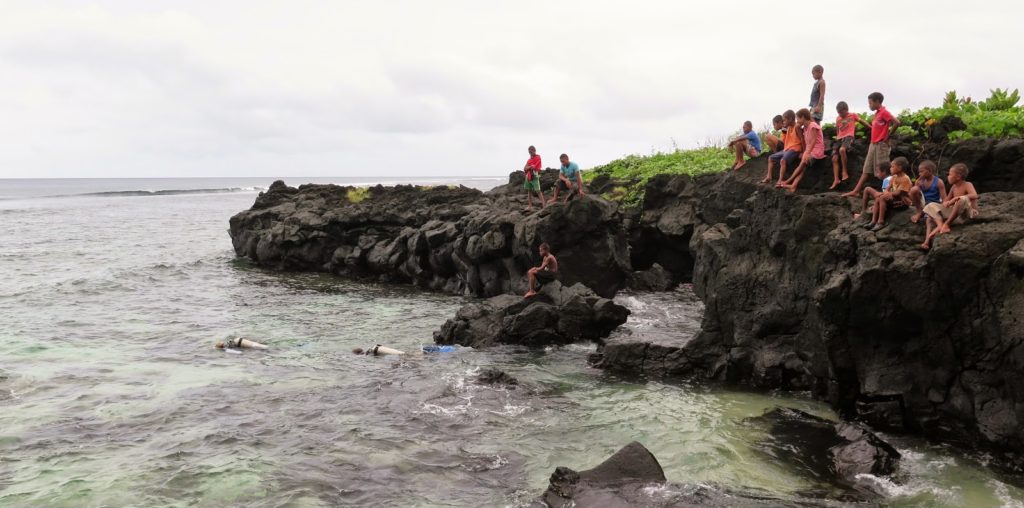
[584,146,733,207]
[346,187,370,203]
[898,88,1023,141]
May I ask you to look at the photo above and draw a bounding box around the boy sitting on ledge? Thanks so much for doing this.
[921,163,979,250]
[524,243,558,298]
[727,120,762,170]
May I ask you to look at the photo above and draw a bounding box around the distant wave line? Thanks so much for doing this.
[50,187,268,199]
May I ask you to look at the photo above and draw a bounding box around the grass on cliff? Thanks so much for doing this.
[589,88,1022,209]
[583,146,733,207]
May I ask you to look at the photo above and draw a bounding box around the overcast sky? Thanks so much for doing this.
[2,1,1022,179]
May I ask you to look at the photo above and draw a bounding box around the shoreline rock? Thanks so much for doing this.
[229,172,630,297]
[433,281,629,348]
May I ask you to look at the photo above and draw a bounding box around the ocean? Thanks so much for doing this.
[0,177,1020,507]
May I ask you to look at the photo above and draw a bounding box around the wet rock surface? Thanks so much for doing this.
[746,407,901,498]
[533,441,849,507]
[433,281,630,348]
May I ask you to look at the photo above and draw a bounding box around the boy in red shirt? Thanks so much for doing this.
[522,145,545,211]
[843,92,900,198]
[830,101,871,189]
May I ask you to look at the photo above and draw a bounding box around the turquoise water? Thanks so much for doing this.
[0,179,1021,507]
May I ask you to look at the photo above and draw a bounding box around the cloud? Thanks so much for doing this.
[1,1,1022,178]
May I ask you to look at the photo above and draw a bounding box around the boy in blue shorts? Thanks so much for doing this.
[763,110,802,184]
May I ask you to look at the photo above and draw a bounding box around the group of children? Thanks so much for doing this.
[853,157,979,249]
[521,146,586,211]
[728,65,982,249]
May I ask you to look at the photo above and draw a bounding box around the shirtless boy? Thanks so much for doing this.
[921,163,979,250]
[524,243,558,298]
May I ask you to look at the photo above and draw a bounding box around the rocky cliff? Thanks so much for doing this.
[593,137,1024,463]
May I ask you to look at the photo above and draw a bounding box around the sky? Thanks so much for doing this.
[2,1,1022,179]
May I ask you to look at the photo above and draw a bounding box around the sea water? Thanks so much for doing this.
[0,178,1021,507]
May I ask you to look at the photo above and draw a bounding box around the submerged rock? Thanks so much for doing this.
[533,441,850,507]
[433,281,629,348]
[476,368,519,387]
[746,407,900,496]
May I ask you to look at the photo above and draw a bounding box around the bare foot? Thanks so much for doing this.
[829,180,840,190]
[853,213,862,220]
[910,212,923,224]
[523,290,537,299]
[938,224,951,234]
[760,177,771,184]
[920,241,931,251]
[775,181,786,188]
[734,160,747,170]
[842,173,849,182]
[841,190,858,198]
[785,185,797,193]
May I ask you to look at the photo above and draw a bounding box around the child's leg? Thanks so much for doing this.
[839,146,849,180]
[732,142,744,167]
[831,154,841,188]
[876,196,889,224]
[921,217,935,249]
[939,197,965,233]
[860,188,878,215]
[777,156,791,185]
[764,158,776,183]
[909,187,924,223]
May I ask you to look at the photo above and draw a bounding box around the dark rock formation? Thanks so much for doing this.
[746,407,900,496]
[229,173,630,298]
[536,441,665,508]
[626,263,677,291]
[594,144,1024,462]
[433,281,629,348]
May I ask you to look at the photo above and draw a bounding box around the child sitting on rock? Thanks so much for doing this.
[764,110,802,185]
[853,161,890,224]
[762,115,786,154]
[780,108,826,192]
[862,157,912,231]
[524,243,559,298]
[728,120,763,170]
[921,163,979,250]
[909,160,946,224]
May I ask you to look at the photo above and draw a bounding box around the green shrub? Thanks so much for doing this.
[346,187,370,203]
[899,88,1023,141]
[584,146,732,208]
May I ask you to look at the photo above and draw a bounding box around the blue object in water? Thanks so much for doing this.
[422,345,457,353]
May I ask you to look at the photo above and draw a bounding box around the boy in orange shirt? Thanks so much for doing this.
[863,156,912,231]
[763,110,802,185]
[830,101,871,189]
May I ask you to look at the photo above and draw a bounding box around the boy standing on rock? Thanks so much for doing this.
[843,92,900,198]
[523,146,546,211]
[727,121,762,170]
[830,101,871,189]
[809,65,826,123]
[921,163,979,250]
[524,243,558,298]
[909,160,946,223]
